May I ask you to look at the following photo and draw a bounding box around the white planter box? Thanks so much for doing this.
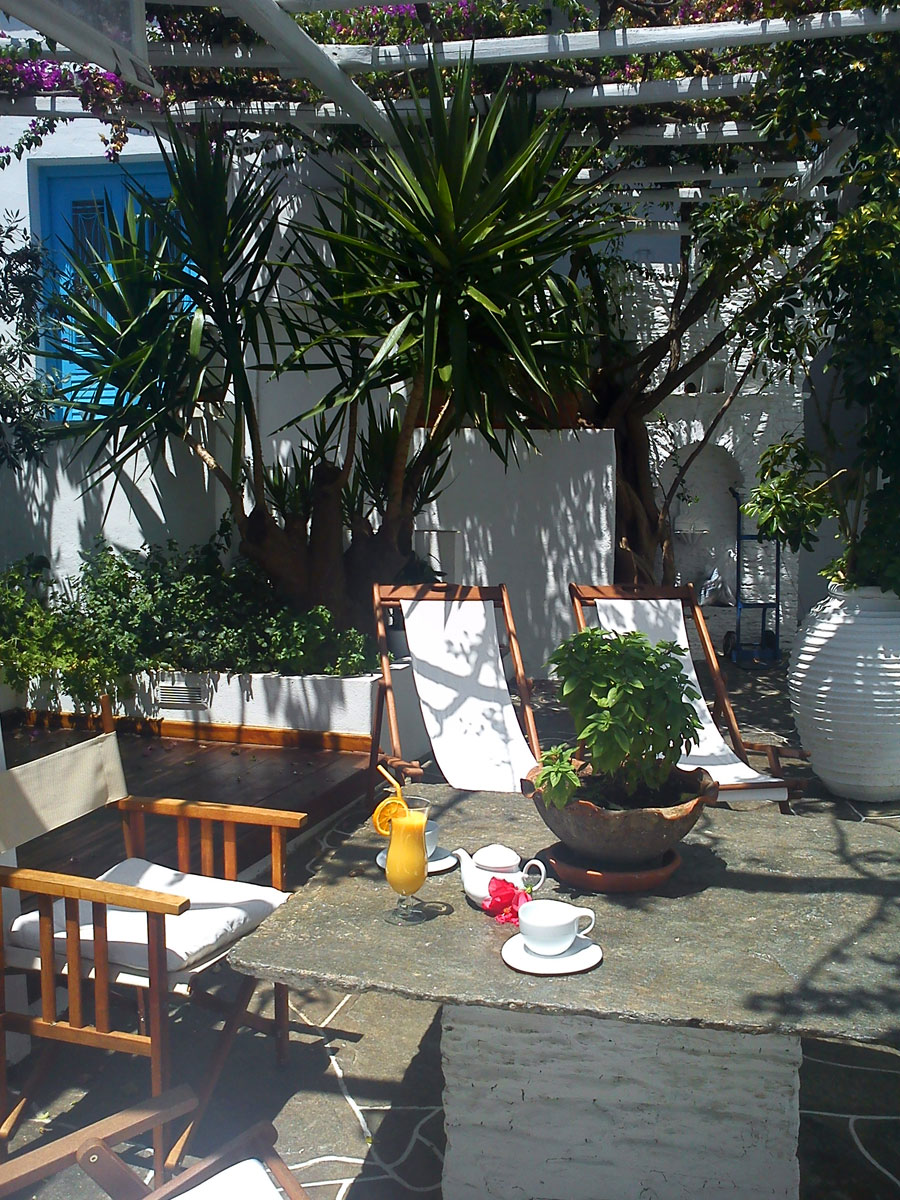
[1,663,430,759]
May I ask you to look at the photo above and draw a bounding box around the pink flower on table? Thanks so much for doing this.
[482,876,532,925]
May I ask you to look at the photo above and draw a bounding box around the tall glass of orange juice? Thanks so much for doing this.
[384,797,430,925]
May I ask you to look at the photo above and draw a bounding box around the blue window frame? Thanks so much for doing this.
[36,158,171,412]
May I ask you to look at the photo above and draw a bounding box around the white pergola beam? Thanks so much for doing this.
[145,8,900,79]
[606,186,830,203]
[599,161,807,184]
[535,71,760,110]
[786,127,858,196]
[322,8,900,73]
[148,43,290,69]
[606,122,765,146]
[0,70,761,128]
[208,0,395,142]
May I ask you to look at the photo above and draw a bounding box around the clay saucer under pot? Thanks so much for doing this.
[522,765,718,893]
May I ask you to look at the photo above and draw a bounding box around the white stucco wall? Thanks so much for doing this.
[625,251,805,648]
[0,437,220,580]
[654,382,801,651]
[420,429,616,674]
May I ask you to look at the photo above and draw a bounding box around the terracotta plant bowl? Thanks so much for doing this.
[522,765,718,868]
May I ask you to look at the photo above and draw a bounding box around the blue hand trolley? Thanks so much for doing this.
[722,488,782,665]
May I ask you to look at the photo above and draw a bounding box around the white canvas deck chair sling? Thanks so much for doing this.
[0,707,305,1180]
[370,583,541,795]
[0,1084,312,1199]
[569,584,804,809]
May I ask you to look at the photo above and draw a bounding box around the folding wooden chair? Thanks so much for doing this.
[0,706,305,1179]
[569,584,806,809]
[371,583,541,795]
[0,1083,311,1198]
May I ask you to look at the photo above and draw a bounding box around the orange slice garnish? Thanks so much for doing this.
[372,796,408,837]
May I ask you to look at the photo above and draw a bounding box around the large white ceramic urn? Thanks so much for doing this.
[789,584,900,801]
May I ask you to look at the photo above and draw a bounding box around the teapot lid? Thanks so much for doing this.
[472,843,521,872]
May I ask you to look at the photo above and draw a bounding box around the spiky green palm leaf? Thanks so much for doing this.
[290,56,608,453]
[47,119,289,491]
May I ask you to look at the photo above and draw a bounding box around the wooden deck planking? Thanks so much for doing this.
[2,725,370,885]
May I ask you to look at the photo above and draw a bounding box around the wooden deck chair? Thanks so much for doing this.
[569,584,805,808]
[0,705,305,1180]
[371,583,541,795]
[0,1083,311,1198]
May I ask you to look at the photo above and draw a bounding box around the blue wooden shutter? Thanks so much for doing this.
[38,159,171,413]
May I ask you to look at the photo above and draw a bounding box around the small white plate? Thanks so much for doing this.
[376,848,458,874]
[501,933,603,976]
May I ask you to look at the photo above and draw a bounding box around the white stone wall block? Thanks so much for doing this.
[441,1005,801,1200]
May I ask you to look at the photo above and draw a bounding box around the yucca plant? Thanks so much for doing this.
[285,56,607,614]
[45,117,292,563]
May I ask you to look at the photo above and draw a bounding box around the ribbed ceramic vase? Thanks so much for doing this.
[789,584,900,801]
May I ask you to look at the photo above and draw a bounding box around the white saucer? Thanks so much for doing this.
[501,933,603,976]
[376,848,458,874]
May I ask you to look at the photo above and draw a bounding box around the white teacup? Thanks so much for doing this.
[518,899,595,956]
[425,820,439,859]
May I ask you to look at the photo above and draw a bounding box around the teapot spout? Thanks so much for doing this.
[453,848,473,868]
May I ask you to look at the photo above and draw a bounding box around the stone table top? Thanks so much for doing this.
[229,786,900,1044]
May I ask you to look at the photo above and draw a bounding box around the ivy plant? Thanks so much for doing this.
[535,628,702,806]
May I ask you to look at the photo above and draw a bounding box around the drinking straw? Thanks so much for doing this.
[377,763,404,802]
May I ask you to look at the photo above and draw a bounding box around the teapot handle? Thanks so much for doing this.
[522,858,546,892]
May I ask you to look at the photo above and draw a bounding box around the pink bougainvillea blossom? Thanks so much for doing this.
[481,876,532,925]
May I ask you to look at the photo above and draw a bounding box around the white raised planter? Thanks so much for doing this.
[2,663,429,759]
[789,584,900,802]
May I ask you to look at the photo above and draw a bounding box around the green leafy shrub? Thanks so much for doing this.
[0,556,121,707]
[0,534,376,708]
[535,628,702,808]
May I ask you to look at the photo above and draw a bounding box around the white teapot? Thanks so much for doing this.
[453,844,547,907]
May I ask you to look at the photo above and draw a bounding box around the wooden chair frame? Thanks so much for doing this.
[369,583,541,798]
[0,1083,311,1198]
[568,583,807,806]
[0,701,306,1179]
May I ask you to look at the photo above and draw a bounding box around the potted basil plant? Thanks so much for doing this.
[523,628,717,868]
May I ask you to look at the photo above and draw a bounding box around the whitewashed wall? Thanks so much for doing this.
[0,437,220,581]
[625,249,805,648]
[654,382,801,651]
[420,429,616,674]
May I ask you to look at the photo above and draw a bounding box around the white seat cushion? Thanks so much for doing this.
[172,1157,283,1199]
[8,858,289,974]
